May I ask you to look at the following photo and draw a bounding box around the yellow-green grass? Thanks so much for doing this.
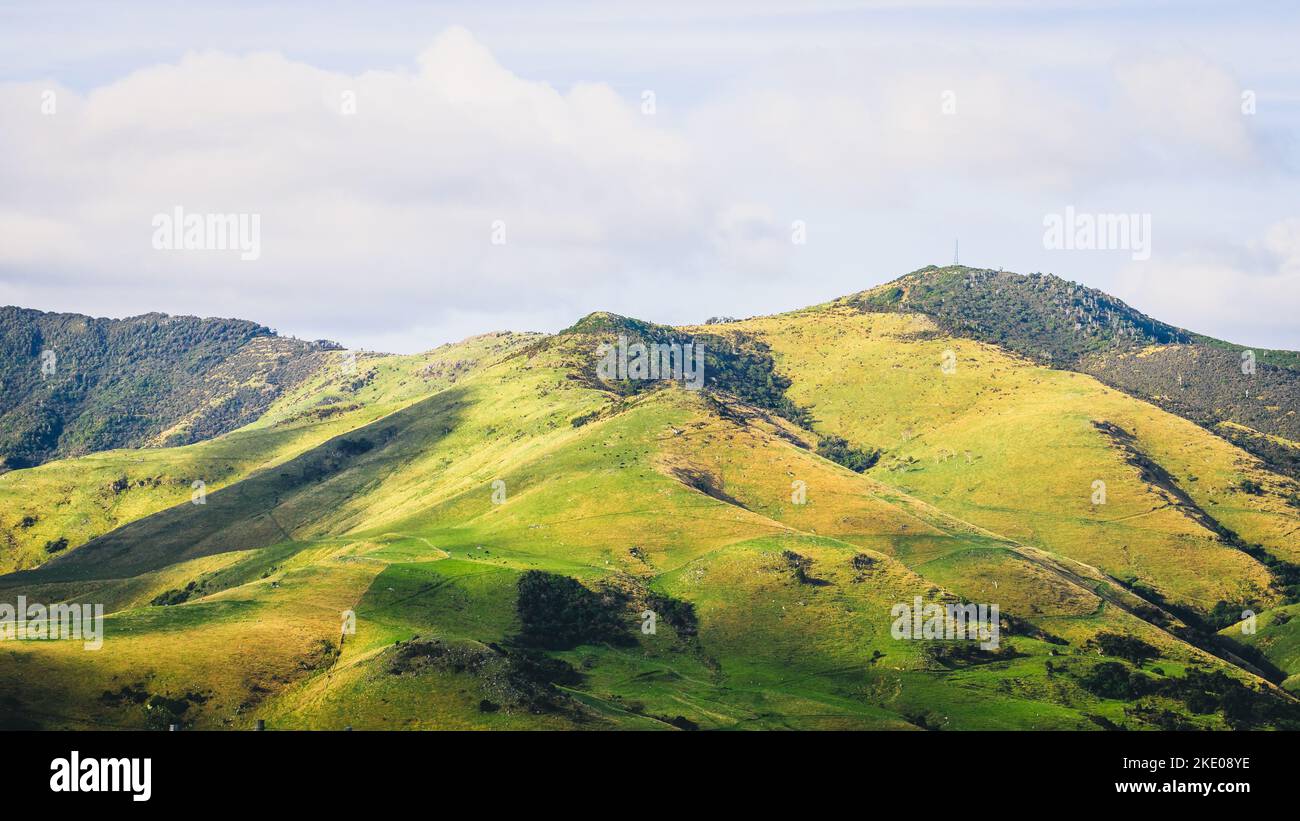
[704,308,1292,613]
[0,317,1291,730]
[0,333,536,574]
[1221,603,1300,691]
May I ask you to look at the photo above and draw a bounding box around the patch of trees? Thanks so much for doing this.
[782,550,829,586]
[100,684,209,730]
[388,637,582,715]
[514,571,635,650]
[1089,632,1159,664]
[571,313,812,428]
[646,592,699,638]
[816,435,880,472]
[923,642,1023,668]
[1083,344,1300,446]
[43,537,68,553]
[850,553,877,581]
[1079,662,1300,729]
[851,266,1194,367]
[151,579,204,606]
[0,307,332,469]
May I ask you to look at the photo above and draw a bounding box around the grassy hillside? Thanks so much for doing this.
[0,333,536,573]
[714,307,1297,612]
[849,266,1300,479]
[2,315,1297,731]
[1,270,1298,731]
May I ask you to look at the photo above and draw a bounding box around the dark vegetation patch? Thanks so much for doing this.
[902,709,943,731]
[849,266,1194,367]
[101,683,210,730]
[43,537,69,554]
[850,553,877,581]
[1217,428,1300,481]
[645,592,699,638]
[151,579,206,606]
[514,571,635,650]
[1088,632,1159,665]
[781,550,830,586]
[568,313,813,427]
[1204,601,1257,631]
[334,437,374,457]
[1084,345,1300,475]
[274,401,361,427]
[662,714,700,730]
[816,435,880,473]
[669,466,747,509]
[1239,479,1265,495]
[1077,662,1300,729]
[1115,575,1290,682]
[923,642,1024,668]
[0,307,333,470]
[387,637,583,716]
[299,638,340,672]
[512,570,701,661]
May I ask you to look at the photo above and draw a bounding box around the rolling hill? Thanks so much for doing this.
[2,265,1299,731]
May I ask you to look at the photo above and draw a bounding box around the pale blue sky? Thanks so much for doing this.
[1,1,1297,351]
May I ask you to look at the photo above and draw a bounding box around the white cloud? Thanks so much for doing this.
[0,21,1295,351]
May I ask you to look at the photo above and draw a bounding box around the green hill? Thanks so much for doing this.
[1,267,1299,731]
[848,266,1300,478]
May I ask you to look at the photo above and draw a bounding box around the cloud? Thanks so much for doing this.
[1112,51,1259,169]
[0,27,709,347]
[1110,217,1300,349]
[0,24,1294,351]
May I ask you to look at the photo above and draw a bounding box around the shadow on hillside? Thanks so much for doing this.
[0,387,469,586]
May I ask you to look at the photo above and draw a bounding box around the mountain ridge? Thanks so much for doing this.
[3,265,1300,731]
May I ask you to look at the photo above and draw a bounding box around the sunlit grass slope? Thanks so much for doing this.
[707,306,1292,615]
[0,321,1277,732]
[0,333,534,573]
[1,301,1295,731]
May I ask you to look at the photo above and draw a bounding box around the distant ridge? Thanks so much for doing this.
[0,307,335,470]
[841,265,1300,476]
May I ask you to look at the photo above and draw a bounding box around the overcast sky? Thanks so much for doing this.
[1,1,1297,352]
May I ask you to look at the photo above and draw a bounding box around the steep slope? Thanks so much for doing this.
[848,266,1300,478]
[707,307,1297,617]
[0,306,332,469]
[2,317,1295,731]
[0,332,536,572]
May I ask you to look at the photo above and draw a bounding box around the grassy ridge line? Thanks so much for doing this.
[0,333,535,573]
[721,307,1293,612]
[2,302,1296,729]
